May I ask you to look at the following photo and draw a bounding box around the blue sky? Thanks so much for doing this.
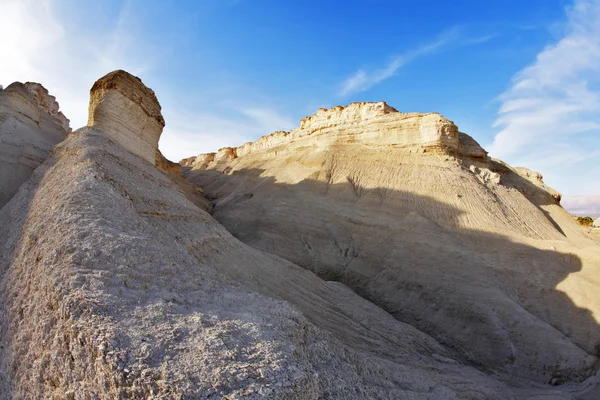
[1,0,599,216]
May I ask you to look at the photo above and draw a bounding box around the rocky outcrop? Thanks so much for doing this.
[469,164,501,185]
[88,70,164,164]
[458,131,487,160]
[0,82,70,207]
[22,82,70,132]
[2,71,560,400]
[184,101,600,391]
[515,167,562,203]
[4,74,600,398]
[185,102,492,168]
[156,149,182,175]
[179,156,197,167]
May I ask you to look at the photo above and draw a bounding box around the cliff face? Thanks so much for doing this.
[0,82,71,207]
[2,72,600,399]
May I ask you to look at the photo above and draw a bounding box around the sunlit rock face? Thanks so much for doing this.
[0,81,70,207]
[184,100,600,389]
[190,102,479,168]
[88,70,165,164]
[2,71,538,400]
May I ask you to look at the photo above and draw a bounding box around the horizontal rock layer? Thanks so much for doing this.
[0,82,70,207]
[88,70,164,164]
[183,101,600,395]
[183,102,488,168]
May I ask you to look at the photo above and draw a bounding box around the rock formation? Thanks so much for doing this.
[88,70,164,164]
[185,101,600,397]
[514,167,562,203]
[183,102,489,170]
[0,82,70,207]
[2,73,600,399]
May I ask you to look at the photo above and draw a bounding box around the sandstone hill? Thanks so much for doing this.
[184,102,600,397]
[0,71,599,399]
[0,82,70,207]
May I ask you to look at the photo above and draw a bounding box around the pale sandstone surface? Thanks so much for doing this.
[514,167,562,203]
[2,124,532,400]
[185,102,600,394]
[1,72,553,399]
[88,70,164,165]
[2,71,599,399]
[0,82,70,207]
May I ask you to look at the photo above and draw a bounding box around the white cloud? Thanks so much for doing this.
[240,108,295,133]
[0,0,155,130]
[562,195,600,218]
[488,0,600,205]
[338,28,461,96]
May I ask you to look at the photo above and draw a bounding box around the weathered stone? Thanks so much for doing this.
[0,81,70,207]
[2,73,600,399]
[88,70,164,164]
[515,167,562,203]
[189,102,465,165]
[184,101,600,392]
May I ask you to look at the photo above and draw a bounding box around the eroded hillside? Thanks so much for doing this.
[184,101,600,396]
[1,71,599,399]
[0,82,70,207]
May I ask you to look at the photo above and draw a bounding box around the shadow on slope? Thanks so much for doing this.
[0,131,527,399]
[487,159,566,237]
[187,167,600,390]
[1,131,599,398]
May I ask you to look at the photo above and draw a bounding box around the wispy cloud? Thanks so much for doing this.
[338,28,497,96]
[464,34,497,45]
[338,29,461,96]
[239,108,296,132]
[488,0,600,203]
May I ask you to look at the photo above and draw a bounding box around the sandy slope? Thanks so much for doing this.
[185,104,600,395]
[0,128,526,399]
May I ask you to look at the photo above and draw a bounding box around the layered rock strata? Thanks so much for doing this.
[0,82,70,207]
[3,74,600,398]
[88,70,164,164]
[184,102,600,393]
[2,72,556,399]
[183,102,489,169]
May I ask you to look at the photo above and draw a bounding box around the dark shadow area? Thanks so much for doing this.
[0,141,62,396]
[185,165,600,392]
[2,135,600,398]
